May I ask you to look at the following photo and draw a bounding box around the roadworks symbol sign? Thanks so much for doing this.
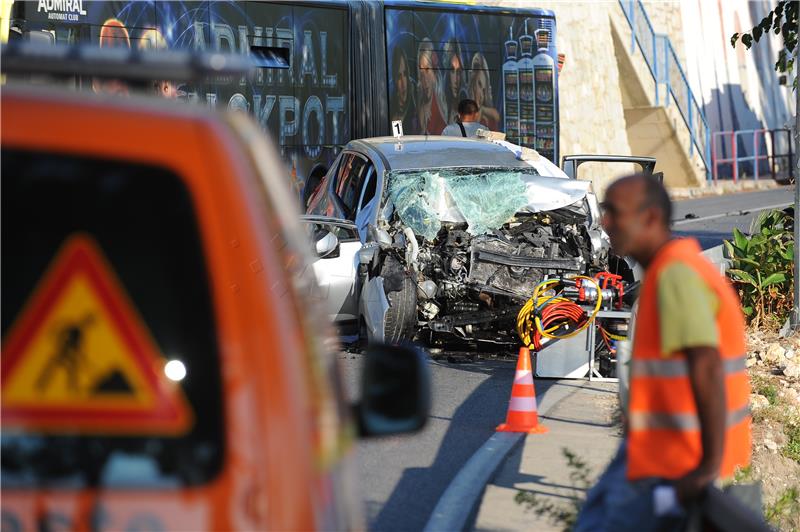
[1,234,193,435]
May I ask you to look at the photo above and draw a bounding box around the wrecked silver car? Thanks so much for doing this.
[305,136,637,346]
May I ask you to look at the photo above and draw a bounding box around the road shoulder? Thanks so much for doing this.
[474,380,621,531]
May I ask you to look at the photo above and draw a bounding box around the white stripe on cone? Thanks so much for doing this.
[513,370,533,385]
[509,396,537,412]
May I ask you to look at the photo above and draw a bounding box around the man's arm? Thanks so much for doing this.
[673,345,726,504]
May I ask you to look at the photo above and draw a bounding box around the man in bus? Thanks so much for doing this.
[441,99,482,138]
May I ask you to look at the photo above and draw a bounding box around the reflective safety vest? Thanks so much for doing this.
[627,238,751,481]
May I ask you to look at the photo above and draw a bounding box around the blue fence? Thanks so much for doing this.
[619,0,711,180]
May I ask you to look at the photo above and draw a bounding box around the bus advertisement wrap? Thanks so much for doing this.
[385,7,559,162]
[10,1,559,197]
[13,0,349,197]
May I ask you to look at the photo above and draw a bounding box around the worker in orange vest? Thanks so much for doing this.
[575,174,751,531]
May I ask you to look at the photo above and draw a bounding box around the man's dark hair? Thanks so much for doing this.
[609,173,672,227]
[457,98,479,117]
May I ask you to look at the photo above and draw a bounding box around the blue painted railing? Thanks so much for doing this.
[619,0,711,180]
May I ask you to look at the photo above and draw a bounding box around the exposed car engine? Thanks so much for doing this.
[379,200,617,345]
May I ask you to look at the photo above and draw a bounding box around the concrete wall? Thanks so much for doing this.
[679,0,794,135]
[499,1,636,195]
[488,0,793,186]
[608,3,706,187]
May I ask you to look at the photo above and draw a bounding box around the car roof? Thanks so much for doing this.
[347,136,533,171]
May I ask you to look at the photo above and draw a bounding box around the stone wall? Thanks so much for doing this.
[498,1,636,194]
[641,0,686,66]
[487,0,712,190]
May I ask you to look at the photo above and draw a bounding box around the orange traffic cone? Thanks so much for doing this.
[497,347,548,434]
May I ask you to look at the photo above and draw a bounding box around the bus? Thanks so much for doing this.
[6,0,560,204]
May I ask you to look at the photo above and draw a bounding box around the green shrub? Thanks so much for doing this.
[732,464,753,484]
[784,422,800,463]
[514,448,593,531]
[764,486,800,526]
[725,208,794,329]
[752,374,779,406]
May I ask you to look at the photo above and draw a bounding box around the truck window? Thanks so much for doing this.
[1,149,224,489]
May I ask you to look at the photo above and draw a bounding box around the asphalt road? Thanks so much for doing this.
[342,185,795,531]
[340,351,557,531]
[672,186,793,249]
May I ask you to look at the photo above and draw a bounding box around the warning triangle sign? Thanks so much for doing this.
[2,234,193,435]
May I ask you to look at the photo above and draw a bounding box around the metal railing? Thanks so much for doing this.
[711,128,795,183]
[619,0,711,179]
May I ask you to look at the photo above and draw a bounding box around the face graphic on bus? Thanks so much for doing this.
[448,53,462,100]
[470,69,486,108]
[396,53,409,109]
[418,49,435,102]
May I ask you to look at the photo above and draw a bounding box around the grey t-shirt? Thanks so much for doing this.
[441,121,483,137]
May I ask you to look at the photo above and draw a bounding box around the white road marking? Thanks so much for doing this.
[673,202,793,226]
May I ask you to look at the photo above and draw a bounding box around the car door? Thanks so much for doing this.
[562,155,648,282]
[354,165,379,242]
[330,152,371,221]
[302,216,361,332]
[561,155,660,182]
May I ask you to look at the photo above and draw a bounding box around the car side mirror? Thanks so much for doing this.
[355,343,431,438]
[315,230,340,258]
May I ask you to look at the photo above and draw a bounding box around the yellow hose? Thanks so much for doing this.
[600,328,628,341]
[517,276,605,347]
[536,276,602,340]
[516,279,562,348]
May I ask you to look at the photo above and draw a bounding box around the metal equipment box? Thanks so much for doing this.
[533,330,591,378]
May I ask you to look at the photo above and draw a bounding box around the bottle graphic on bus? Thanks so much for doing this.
[533,27,557,161]
[502,26,520,143]
[517,20,535,148]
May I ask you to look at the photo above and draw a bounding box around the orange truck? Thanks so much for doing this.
[0,51,429,530]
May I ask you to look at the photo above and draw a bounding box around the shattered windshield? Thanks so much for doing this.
[386,167,538,241]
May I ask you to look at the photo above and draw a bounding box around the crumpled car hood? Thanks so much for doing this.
[386,169,591,241]
[518,175,591,213]
[433,175,591,219]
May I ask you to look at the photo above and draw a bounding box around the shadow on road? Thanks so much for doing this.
[368,358,556,531]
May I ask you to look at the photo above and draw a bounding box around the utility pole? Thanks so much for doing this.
[794,39,800,328]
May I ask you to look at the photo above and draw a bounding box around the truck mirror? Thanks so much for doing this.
[355,343,430,438]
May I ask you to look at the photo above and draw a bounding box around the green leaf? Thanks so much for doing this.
[733,228,749,251]
[749,234,767,248]
[730,32,740,48]
[785,0,797,19]
[753,26,763,42]
[743,305,754,316]
[781,21,793,40]
[736,257,761,267]
[761,273,787,288]
[724,240,735,259]
[762,12,774,31]
[729,269,757,285]
[777,49,787,69]
[742,33,753,49]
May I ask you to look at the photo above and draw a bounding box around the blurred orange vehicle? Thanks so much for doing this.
[0,46,429,532]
